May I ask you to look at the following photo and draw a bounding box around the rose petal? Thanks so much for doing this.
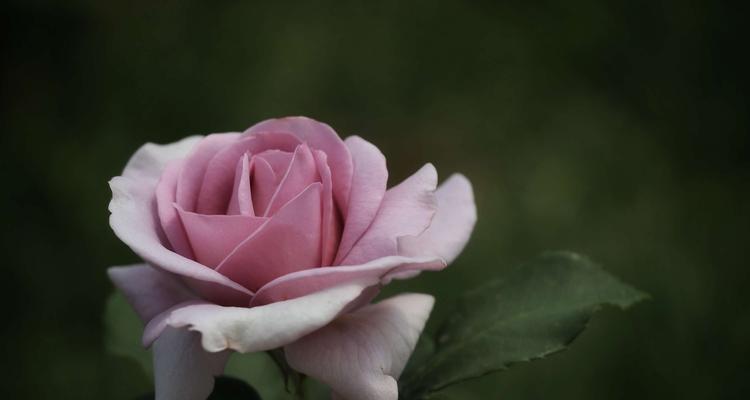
[145,281,375,352]
[156,159,194,259]
[216,183,323,291]
[341,163,438,265]
[109,138,253,305]
[226,153,254,216]
[107,264,196,323]
[263,144,319,217]
[255,149,294,176]
[334,136,388,264]
[196,132,301,214]
[313,150,341,266]
[247,117,353,213]
[398,174,477,263]
[153,327,230,400]
[251,255,445,306]
[119,136,202,181]
[284,294,435,400]
[176,206,267,268]
[251,157,280,216]
[176,133,241,212]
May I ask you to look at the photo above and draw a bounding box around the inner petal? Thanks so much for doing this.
[227,153,254,216]
[176,205,267,268]
[251,157,280,217]
[263,144,320,217]
[216,183,324,291]
[255,149,293,176]
[312,149,342,266]
[195,132,301,215]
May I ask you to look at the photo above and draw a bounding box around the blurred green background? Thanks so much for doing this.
[2,0,749,399]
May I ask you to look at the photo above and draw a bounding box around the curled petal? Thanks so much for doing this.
[144,281,375,352]
[251,255,445,306]
[226,153,254,216]
[398,173,477,264]
[285,294,435,400]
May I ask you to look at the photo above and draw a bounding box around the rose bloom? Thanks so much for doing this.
[108,117,476,400]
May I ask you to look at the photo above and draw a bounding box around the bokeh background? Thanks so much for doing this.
[3,0,749,399]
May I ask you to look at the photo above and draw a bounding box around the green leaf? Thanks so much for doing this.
[104,292,153,377]
[224,352,299,400]
[399,251,648,399]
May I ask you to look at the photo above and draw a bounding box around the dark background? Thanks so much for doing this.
[2,1,749,399]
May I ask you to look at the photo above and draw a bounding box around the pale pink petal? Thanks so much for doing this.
[251,255,445,306]
[196,132,301,214]
[216,183,323,291]
[284,294,435,400]
[153,327,230,400]
[107,264,196,323]
[176,206,267,268]
[341,164,438,265]
[145,282,374,352]
[334,136,387,264]
[312,150,341,266]
[119,136,202,181]
[109,140,253,305]
[263,144,319,217]
[226,153,254,216]
[399,174,477,264]
[176,133,241,212]
[246,117,353,212]
[156,159,194,259]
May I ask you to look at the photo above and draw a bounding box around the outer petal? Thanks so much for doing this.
[109,139,253,305]
[398,174,477,264]
[153,327,230,400]
[107,264,196,323]
[246,116,353,212]
[334,136,387,264]
[119,136,202,181]
[144,281,375,352]
[342,164,438,265]
[251,255,445,306]
[285,294,435,400]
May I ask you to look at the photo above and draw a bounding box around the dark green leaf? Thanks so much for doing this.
[399,251,647,399]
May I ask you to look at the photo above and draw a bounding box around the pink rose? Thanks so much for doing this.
[108,116,476,400]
